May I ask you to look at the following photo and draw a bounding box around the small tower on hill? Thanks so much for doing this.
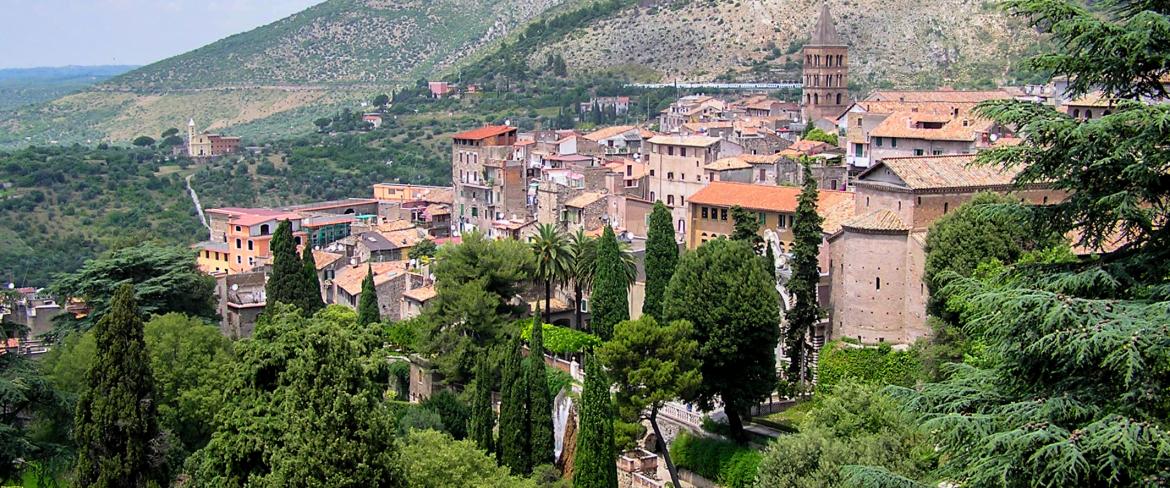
[801,2,849,123]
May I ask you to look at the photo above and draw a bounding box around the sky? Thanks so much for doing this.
[0,0,326,69]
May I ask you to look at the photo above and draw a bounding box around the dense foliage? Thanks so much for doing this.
[786,164,825,384]
[815,341,921,393]
[573,355,617,488]
[588,226,628,340]
[357,266,380,326]
[641,202,678,319]
[670,433,761,488]
[73,285,168,487]
[662,238,780,442]
[468,358,496,454]
[498,336,531,475]
[526,317,555,467]
[50,243,216,333]
[400,429,536,488]
[521,320,602,354]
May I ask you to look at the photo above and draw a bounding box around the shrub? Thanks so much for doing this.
[670,433,761,488]
[816,341,922,393]
[519,320,601,354]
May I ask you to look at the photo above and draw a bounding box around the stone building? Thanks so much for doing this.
[687,181,853,252]
[218,271,267,339]
[644,134,742,237]
[327,261,425,321]
[187,118,240,158]
[801,2,849,122]
[827,154,1063,344]
[451,125,525,234]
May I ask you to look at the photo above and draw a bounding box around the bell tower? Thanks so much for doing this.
[801,2,849,122]
[187,118,196,157]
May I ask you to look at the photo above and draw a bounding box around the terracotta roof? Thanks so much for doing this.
[688,182,852,214]
[452,125,515,141]
[647,135,721,147]
[820,198,856,235]
[357,232,396,252]
[381,228,424,249]
[809,2,844,46]
[865,90,1014,104]
[867,111,993,142]
[682,121,734,132]
[778,139,839,157]
[565,192,607,208]
[403,285,437,303]
[313,250,343,270]
[583,125,638,142]
[333,261,409,295]
[860,154,1022,190]
[705,158,753,171]
[841,209,910,232]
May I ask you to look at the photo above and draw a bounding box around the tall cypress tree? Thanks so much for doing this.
[573,355,617,488]
[642,201,677,319]
[300,244,325,315]
[74,284,167,487]
[468,358,496,454]
[357,266,380,326]
[527,317,555,467]
[785,162,824,384]
[589,226,628,340]
[497,336,531,474]
[266,220,301,309]
[730,205,764,252]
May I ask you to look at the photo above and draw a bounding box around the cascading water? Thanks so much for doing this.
[552,388,574,459]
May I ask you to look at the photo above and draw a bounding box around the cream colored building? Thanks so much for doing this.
[644,134,742,241]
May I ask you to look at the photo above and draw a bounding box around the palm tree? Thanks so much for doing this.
[530,224,572,324]
[567,229,597,328]
[617,240,637,285]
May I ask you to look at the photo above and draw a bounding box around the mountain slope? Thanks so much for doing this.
[525,0,1040,88]
[105,0,566,91]
[0,65,137,111]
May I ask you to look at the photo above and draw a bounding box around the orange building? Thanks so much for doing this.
[198,208,307,274]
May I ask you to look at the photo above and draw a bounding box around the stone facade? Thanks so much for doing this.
[451,126,522,234]
[801,3,849,122]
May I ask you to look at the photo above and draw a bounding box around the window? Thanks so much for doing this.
[237,256,242,264]
[680,147,687,157]
[697,174,702,181]
[778,214,787,228]
[667,195,675,206]
[866,197,870,207]
[668,146,675,156]
[913,149,925,156]
[932,149,943,156]
[1073,109,1081,118]
[720,208,728,221]
[897,201,902,211]
[854,143,864,156]
[836,93,842,105]
[759,212,766,225]
[679,195,685,206]
[876,277,881,290]
[260,224,270,235]
[247,240,254,251]
[702,207,709,219]
[235,226,241,232]
[1086,110,1093,119]
[235,238,242,249]
[668,172,674,180]
[471,207,478,217]
[943,202,949,214]
[650,191,656,201]
[626,165,632,176]
[917,197,922,205]
[1042,196,1049,204]
[891,138,897,148]
[650,169,655,176]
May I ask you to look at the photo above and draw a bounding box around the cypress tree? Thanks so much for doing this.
[730,205,764,252]
[764,242,777,282]
[497,336,531,474]
[573,355,617,488]
[300,243,325,315]
[74,284,167,487]
[785,162,824,384]
[357,266,380,326]
[642,201,677,318]
[589,226,628,340]
[468,358,496,454]
[265,220,301,309]
[527,316,555,466]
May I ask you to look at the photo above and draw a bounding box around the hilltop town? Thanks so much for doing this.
[1,1,1167,487]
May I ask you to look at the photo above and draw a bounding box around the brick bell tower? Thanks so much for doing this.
[801,2,849,122]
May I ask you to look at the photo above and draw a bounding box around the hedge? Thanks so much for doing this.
[519,320,602,354]
[669,433,761,488]
[816,341,922,393]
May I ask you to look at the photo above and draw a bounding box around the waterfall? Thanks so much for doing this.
[553,388,574,459]
[186,174,211,237]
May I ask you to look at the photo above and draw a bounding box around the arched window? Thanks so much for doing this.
[1103,110,1111,116]
[943,202,949,214]
[814,93,819,104]
[837,54,843,66]
[260,224,270,235]
[1073,109,1080,118]
[1086,110,1093,119]
[836,93,842,105]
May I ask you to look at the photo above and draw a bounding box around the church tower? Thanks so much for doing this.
[187,118,196,158]
[801,2,849,122]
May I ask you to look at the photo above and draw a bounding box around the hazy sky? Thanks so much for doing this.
[0,0,326,68]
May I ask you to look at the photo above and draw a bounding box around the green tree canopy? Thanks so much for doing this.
[266,220,304,311]
[401,429,537,488]
[785,162,824,384]
[372,94,390,108]
[589,226,628,340]
[51,242,216,333]
[803,128,838,146]
[132,136,155,147]
[730,205,763,252]
[530,223,572,323]
[186,304,403,487]
[568,229,598,327]
[497,336,531,475]
[526,316,555,467]
[468,358,496,453]
[299,243,325,315]
[573,355,617,488]
[662,238,780,442]
[598,316,700,488]
[642,201,678,319]
[73,284,168,487]
[357,266,380,326]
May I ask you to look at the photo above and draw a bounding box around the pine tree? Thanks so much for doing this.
[730,205,764,252]
[357,266,380,326]
[468,358,496,454]
[785,162,824,384]
[74,284,167,487]
[527,316,555,467]
[300,244,325,315]
[266,220,302,309]
[642,202,677,319]
[497,336,531,474]
[573,355,617,488]
[589,226,628,340]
